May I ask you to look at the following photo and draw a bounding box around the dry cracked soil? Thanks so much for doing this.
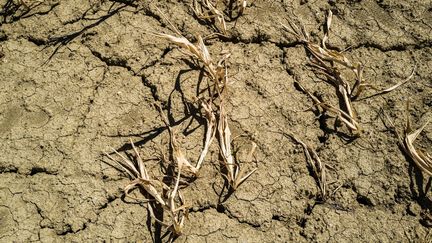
[1,0,432,242]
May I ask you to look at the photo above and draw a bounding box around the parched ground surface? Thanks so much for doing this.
[1,0,432,242]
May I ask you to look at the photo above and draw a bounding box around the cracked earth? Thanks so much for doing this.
[1,0,431,242]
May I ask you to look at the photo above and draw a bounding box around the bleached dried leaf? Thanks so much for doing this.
[218,106,257,190]
[281,132,326,199]
[404,117,432,176]
[359,66,416,100]
[192,0,227,34]
[105,139,190,237]
[195,100,217,171]
[384,104,432,177]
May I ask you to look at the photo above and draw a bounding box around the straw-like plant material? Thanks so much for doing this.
[162,165,190,237]
[237,0,247,16]
[295,81,361,134]
[283,10,414,137]
[225,0,247,18]
[157,101,217,177]
[105,140,167,205]
[153,31,230,94]
[385,103,432,177]
[357,67,416,101]
[276,131,326,199]
[192,0,227,35]
[191,0,248,34]
[105,140,189,238]
[218,105,257,190]
[282,11,361,135]
[291,135,326,199]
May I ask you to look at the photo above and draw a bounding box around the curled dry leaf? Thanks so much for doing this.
[397,103,432,176]
[154,31,230,93]
[283,10,414,137]
[192,0,247,34]
[385,103,432,177]
[105,140,189,237]
[192,0,227,35]
[218,105,257,190]
[282,132,326,199]
[157,101,217,177]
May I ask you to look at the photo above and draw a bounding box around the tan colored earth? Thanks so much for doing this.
[1,0,431,242]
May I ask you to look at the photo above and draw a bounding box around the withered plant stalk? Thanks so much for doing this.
[283,10,414,137]
[105,139,189,238]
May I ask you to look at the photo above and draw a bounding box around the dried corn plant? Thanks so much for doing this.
[156,100,217,177]
[282,132,326,200]
[153,30,231,96]
[192,0,227,35]
[105,139,189,239]
[191,0,247,35]
[282,11,363,136]
[233,0,247,17]
[218,105,257,190]
[263,119,327,200]
[154,13,257,190]
[385,103,432,177]
[283,10,414,137]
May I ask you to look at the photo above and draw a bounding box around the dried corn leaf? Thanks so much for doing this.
[218,106,257,190]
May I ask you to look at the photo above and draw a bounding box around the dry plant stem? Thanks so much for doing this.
[282,12,361,135]
[226,0,247,17]
[386,104,432,177]
[192,0,247,34]
[154,8,231,93]
[105,140,188,236]
[258,103,327,200]
[155,10,255,191]
[196,100,217,170]
[154,31,230,92]
[237,0,247,15]
[192,0,227,35]
[281,132,326,199]
[218,105,257,190]
[165,165,189,236]
[105,140,166,205]
[296,82,360,133]
[157,102,216,176]
[284,10,415,137]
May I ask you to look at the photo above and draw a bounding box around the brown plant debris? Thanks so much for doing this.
[192,0,227,35]
[155,24,256,190]
[157,100,217,177]
[283,10,414,137]
[385,103,432,177]
[105,140,189,238]
[153,31,231,96]
[278,131,326,200]
[191,0,248,35]
[218,105,257,190]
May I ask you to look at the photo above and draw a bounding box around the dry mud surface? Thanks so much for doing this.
[1,0,432,242]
